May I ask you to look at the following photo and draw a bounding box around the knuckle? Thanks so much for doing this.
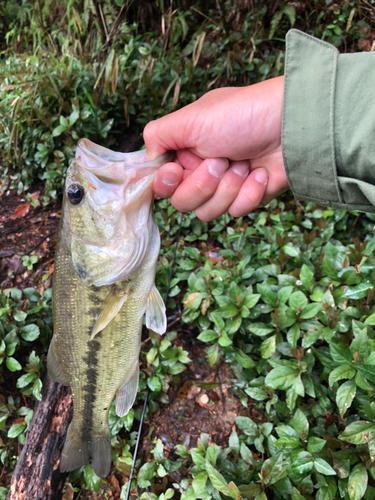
[193,178,210,198]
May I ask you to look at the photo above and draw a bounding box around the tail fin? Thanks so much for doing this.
[60,423,111,478]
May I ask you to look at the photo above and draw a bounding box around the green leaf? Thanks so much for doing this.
[240,442,254,465]
[238,484,261,498]
[16,372,36,389]
[291,487,306,500]
[6,357,22,372]
[307,437,326,454]
[13,310,27,322]
[235,417,258,438]
[356,365,375,383]
[257,284,277,307]
[343,283,373,300]
[217,304,239,319]
[137,462,157,488]
[329,343,352,365]
[265,366,298,390]
[283,244,300,258]
[83,464,101,492]
[336,379,356,418]
[348,463,368,500]
[192,472,208,495]
[7,423,26,438]
[245,387,269,401]
[21,324,40,341]
[277,286,294,303]
[261,453,287,485]
[248,323,275,337]
[228,481,242,500]
[147,376,162,393]
[229,430,239,454]
[335,459,351,479]
[243,293,261,309]
[234,349,256,369]
[291,457,314,474]
[329,364,356,386]
[299,302,322,319]
[300,264,315,292]
[190,449,205,468]
[289,291,308,312]
[184,292,207,309]
[274,436,301,448]
[32,377,43,401]
[260,335,277,359]
[350,328,369,360]
[206,444,220,466]
[287,324,300,349]
[197,330,219,342]
[340,421,375,445]
[218,330,232,347]
[316,477,337,500]
[229,282,243,305]
[290,409,309,439]
[355,372,374,391]
[205,460,230,495]
[180,486,196,500]
[314,458,336,476]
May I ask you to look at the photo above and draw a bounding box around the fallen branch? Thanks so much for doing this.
[7,375,72,500]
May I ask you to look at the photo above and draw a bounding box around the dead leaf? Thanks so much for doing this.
[7,256,25,275]
[13,203,30,218]
[12,417,25,426]
[110,474,120,493]
[205,251,224,264]
[62,482,75,500]
[176,380,194,401]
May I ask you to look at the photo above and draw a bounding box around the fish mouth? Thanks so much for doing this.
[77,139,175,170]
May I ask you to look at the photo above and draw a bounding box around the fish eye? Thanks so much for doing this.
[67,184,84,205]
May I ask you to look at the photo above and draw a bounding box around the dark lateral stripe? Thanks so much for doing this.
[81,334,101,440]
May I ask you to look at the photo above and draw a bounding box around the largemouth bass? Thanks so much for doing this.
[47,139,172,477]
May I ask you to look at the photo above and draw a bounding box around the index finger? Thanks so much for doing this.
[143,105,196,160]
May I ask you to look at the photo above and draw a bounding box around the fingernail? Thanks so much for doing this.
[231,163,249,178]
[161,169,180,186]
[254,168,268,185]
[207,158,229,179]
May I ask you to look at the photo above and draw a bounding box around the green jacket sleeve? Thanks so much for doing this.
[282,29,375,212]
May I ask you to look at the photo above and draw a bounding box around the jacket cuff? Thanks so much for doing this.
[282,29,375,212]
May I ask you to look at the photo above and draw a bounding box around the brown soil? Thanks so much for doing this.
[0,185,60,293]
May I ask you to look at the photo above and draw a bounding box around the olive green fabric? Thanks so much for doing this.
[282,29,375,212]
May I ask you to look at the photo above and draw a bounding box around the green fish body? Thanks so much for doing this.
[47,139,171,477]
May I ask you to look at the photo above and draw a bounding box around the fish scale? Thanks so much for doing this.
[48,140,171,477]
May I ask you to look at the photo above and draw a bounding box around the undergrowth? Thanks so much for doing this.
[3,199,375,499]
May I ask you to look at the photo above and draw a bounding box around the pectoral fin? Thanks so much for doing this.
[146,285,167,335]
[116,365,139,417]
[90,288,128,341]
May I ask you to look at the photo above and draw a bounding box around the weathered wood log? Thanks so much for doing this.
[7,374,72,500]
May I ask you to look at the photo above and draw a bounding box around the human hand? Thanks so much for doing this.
[143,76,289,221]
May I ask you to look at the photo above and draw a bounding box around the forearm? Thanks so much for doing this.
[282,29,375,212]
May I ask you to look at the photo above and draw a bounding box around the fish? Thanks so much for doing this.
[47,139,172,477]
